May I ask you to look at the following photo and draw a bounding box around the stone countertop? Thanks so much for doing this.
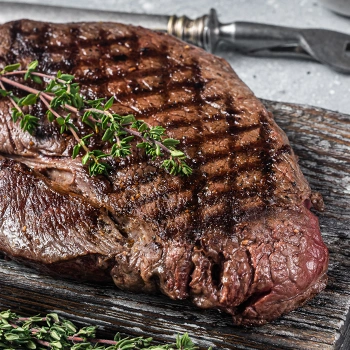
[1,0,350,114]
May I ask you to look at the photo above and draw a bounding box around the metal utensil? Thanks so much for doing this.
[168,9,350,73]
[1,1,350,73]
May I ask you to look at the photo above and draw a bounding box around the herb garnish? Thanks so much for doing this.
[0,61,192,177]
[0,310,206,349]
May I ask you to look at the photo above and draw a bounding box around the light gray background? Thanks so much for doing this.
[1,0,350,114]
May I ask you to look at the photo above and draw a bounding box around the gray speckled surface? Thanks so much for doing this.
[1,0,350,114]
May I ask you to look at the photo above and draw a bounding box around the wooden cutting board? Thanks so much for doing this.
[0,100,349,350]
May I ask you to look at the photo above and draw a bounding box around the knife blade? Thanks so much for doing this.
[1,1,350,73]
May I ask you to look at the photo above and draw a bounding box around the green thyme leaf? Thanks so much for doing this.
[162,138,180,147]
[44,80,57,92]
[155,144,161,156]
[20,114,39,134]
[31,74,43,84]
[47,110,55,122]
[82,112,95,129]
[104,96,114,110]
[176,333,197,350]
[19,93,38,106]
[24,60,39,80]
[11,108,22,123]
[72,144,81,159]
[81,133,94,142]
[56,116,65,126]
[88,161,109,176]
[50,340,63,349]
[0,89,9,97]
[121,135,134,143]
[136,142,147,149]
[50,329,61,341]
[170,150,185,158]
[2,63,21,73]
[27,60,39,71]
[81,153,90,165]
[101,128,114,142]
[59,74,74,83]
[86,98,105,108]
[74,94,84,109]
[138,122,149,132]
[64,320,77,334]
[120,114,136,125]
[4,333,20,341]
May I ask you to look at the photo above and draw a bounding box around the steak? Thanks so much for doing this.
[0,19,328,325]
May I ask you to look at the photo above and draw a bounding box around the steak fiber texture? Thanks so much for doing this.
[0,20,328,325]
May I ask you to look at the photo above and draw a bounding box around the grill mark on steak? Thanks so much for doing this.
[0,20,329,325]
[173,58,207,241]
[62,27,81,74]
[258,113,277,206]
[224,95,247,229]
[6,21,23,63]
[100,37,210,239]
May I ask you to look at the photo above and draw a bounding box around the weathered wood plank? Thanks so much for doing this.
[0,100,349,350]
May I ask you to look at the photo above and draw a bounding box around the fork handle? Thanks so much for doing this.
[168,8,305,56]
[221,21,301,53]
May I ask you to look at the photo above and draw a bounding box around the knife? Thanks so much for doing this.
[1,0,350,73]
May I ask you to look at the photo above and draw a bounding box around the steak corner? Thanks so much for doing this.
[0,19,328,325]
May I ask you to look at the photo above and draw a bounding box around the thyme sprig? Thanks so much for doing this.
[0,310,205,349]
[0,61,192,177]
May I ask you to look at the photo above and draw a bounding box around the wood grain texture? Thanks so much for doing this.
[0,100,349,350]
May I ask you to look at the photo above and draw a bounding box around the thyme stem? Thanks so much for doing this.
[2,70,68,84]
[87,107,172,155]
[0,75,70,111]
[39,95,92,157]
[0,76,40,95]
[39,95,103,171]
[0,61,193,177]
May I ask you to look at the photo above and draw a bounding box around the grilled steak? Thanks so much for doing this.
[0,19,328,325]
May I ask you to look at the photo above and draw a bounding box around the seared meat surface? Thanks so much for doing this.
[0,20,328,325]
